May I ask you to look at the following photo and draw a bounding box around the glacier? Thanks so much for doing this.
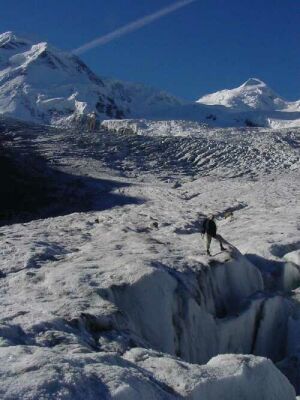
[0,116,299,398]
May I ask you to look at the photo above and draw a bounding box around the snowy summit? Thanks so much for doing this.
[0,32,182,126]
[197,77,294,111]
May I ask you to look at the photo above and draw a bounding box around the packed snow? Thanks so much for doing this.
[0,116,299,398]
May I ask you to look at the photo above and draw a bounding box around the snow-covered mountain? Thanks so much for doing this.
[1,31,300,129]
[104,78,300,130]
[148,78,300,128]
[0,32,183,125]
[105,78,184,118]
[197,78,299,112]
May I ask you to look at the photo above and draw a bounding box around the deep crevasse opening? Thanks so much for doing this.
[100,246,292,366]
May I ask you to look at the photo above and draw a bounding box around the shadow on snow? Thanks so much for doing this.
[0,135,142,226]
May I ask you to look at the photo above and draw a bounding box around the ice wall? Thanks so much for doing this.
[102,247,291,365]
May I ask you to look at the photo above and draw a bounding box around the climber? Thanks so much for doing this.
[87,112,97,132]
[202,214,226,256]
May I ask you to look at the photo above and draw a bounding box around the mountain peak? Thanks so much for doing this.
[0,31,31,50]
[242,78,266,87]
[0,31,184,125]
[0,31,15,41]
[197,78,287,111]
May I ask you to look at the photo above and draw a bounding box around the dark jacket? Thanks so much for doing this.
[202,218,217,237]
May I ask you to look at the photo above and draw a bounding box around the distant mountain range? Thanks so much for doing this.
[1,31,300,128]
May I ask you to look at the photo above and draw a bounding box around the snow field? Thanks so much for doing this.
[0,117,299,398]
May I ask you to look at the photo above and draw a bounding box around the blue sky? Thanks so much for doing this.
[1,0,300,100]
